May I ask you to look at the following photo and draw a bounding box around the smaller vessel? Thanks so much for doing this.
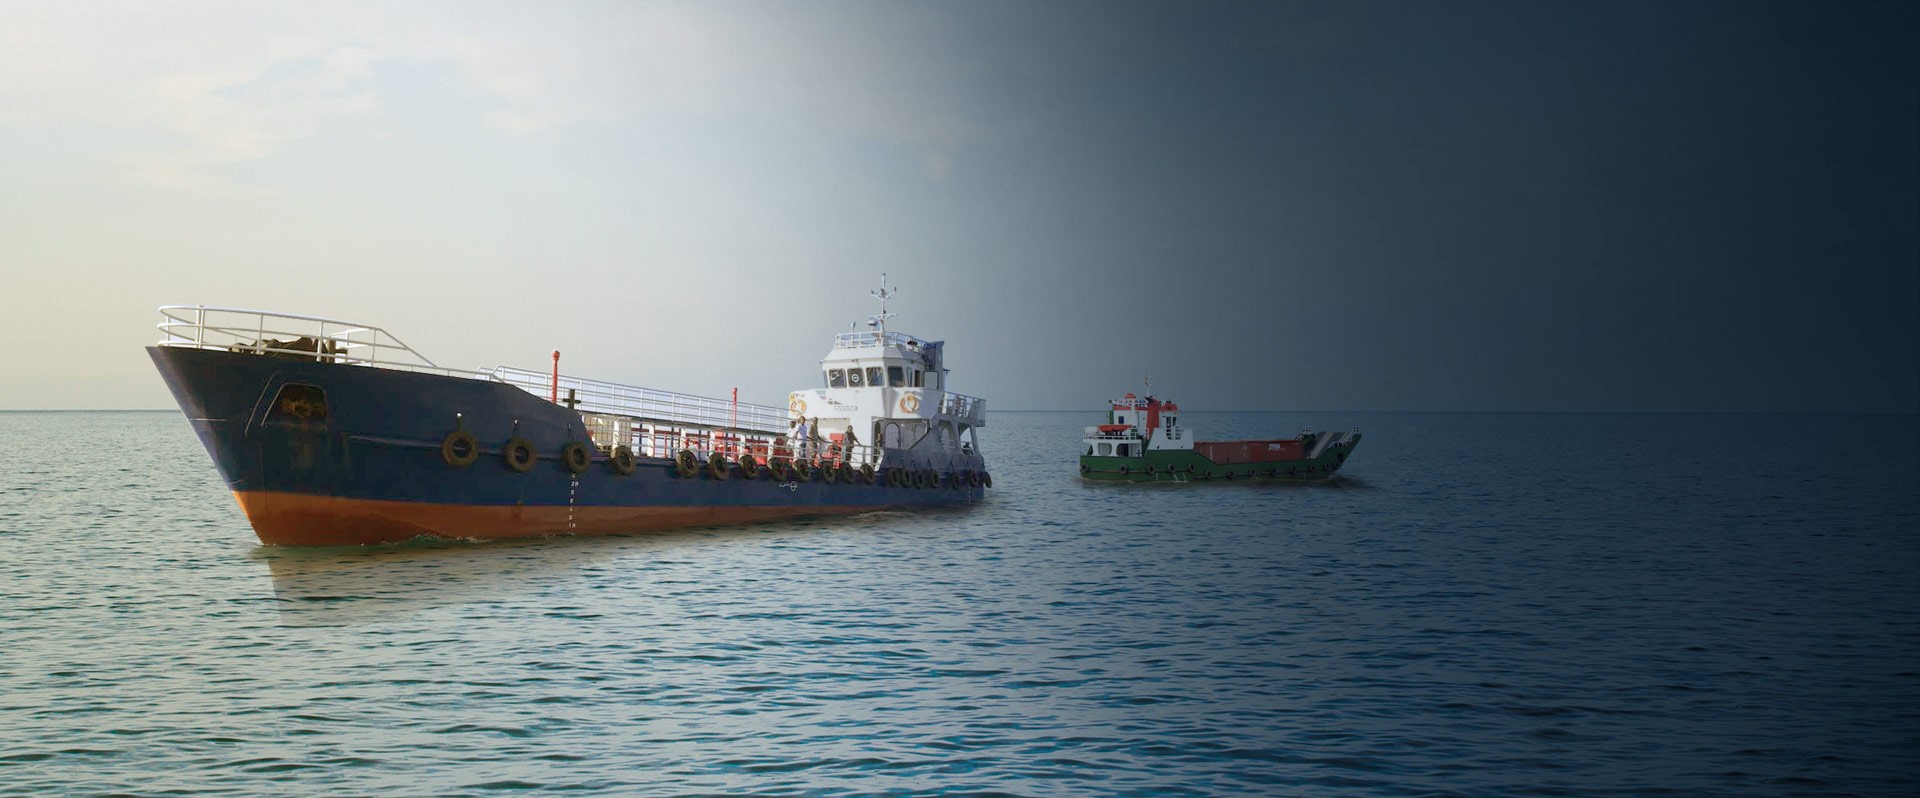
[1079,394,1360,482]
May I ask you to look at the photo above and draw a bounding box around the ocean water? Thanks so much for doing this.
[1,409,1915,797]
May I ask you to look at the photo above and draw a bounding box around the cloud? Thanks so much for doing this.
[118,46,385,192]
[0,2,1016,191]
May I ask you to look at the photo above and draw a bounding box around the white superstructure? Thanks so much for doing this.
[786,275,987,476]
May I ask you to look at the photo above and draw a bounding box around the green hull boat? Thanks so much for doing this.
[1079,394,1360,483]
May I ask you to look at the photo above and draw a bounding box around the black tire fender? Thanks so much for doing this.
[561,441,590,474]
[441,429,479,468]
[503,437,536,473]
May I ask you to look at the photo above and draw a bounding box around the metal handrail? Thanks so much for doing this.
[486,366,789,435]
[938,391,987,424]
[154,305,503,382]
[833,330,927,350]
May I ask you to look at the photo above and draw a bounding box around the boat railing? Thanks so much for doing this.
[938,392,987,424]
[154,305,503,382]
[602,421,889,467]
[485,366,789,435]
[833,330,922,350]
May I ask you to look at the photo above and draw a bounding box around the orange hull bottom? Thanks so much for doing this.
[232,491,877,546]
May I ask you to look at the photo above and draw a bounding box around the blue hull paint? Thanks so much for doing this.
[148,346,983,519]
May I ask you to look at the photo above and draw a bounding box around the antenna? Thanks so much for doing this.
[868,272,898,333]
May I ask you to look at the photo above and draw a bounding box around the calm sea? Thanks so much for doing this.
[1,410,1915,797]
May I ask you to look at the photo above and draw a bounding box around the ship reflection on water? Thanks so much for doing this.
[251,526,783,626]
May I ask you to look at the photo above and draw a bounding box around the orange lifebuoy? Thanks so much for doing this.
[898,393,921,414]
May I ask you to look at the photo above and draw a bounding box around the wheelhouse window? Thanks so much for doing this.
[828,369,847,388]
[866,367,883,386]
[1098,442,1112,456]
[911,369,922,387]
[847,368,864,387]
[887,366,905,387]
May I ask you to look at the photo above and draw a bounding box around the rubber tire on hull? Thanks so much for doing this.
[441,430,479,468]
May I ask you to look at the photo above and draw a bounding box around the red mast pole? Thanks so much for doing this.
[550,350,560,403]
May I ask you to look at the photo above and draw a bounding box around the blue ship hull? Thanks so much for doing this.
[149,346,983,545]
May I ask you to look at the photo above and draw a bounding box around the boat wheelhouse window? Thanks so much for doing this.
[911,369,922,388]
[828,369,847,388]
[1098,442,1112,456]
[1117,443,1130,457]
[887,366,905,387]
[847,368,865,387]
[866,366,883,386]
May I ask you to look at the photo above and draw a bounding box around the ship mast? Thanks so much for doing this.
[868,272,898,335]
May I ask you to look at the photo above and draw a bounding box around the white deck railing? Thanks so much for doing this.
[833,330,921,350]
[939,392,987,425]
[154,306,981,443]
[485,366,788,435]
[155,305,499,381]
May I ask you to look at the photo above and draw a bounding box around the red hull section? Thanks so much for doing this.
[1194,440,1306,464]
[234,491,873,546]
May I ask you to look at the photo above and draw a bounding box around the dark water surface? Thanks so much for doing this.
[2,410,1915,796]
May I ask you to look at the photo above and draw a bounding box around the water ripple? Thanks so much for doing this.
[0,411,1914,796]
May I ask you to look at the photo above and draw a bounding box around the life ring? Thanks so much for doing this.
[675,449,699,478]
[441,430,479,468]
[886,467,903,487]
[859,463,876,484]
[738,453,759,479]
[706,452,729,480]
[792,459,813,481]
[610,445,636,475]
[789,394,807,416]
[898,393,921,414]
[503,437,536,473]
[981,472,992,488]
[561,441,591,475]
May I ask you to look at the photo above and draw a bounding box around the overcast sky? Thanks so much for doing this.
[2,0,1914,412]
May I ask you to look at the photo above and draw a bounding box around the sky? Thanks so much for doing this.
[2,0,1914,413]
